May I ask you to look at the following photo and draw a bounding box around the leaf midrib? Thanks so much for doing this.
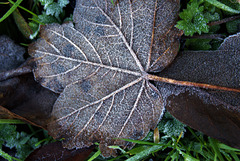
[35,50,142,77]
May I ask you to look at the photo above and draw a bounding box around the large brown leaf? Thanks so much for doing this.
[28,0,181,156]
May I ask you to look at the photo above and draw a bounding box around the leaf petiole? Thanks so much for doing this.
[147,74,240,93]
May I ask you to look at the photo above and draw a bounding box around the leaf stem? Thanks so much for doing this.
[147,74,240,93]
[181,34,226,40]
[0,119,25,124]
[208,15,240,26]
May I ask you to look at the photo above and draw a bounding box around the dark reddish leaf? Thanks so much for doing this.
[165,88,240,148]
[26,141,95,161]
[157,33,240,148]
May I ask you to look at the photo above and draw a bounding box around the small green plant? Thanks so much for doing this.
[0,124,39,160]
[176,0,240,36]
[0,119,54,161]
[0,0,70,39]
[38,0,69,18]
[29,0,71,38]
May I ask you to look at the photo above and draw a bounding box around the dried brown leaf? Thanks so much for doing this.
[29,0,181,156]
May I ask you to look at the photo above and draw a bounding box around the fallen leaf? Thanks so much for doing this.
[0,36,54,127]
[157,32,240,148]
[29,0,181,156]
[0,74,58,128]
[25,141,95,161]
[0,35,25,72]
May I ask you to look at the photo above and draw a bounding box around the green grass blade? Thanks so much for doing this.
[208,138,225,161]
[87,150,101,161]
[164,149,176,161]
[117,138,165,146]
[8,0,38,17]
[0,149,22,161]
[108,145,126,154]
[0,0,23,23]
[229,151,240,161]
[0,119,25,124]
[0,2,9,4]
[126,145,162,161]
[179,150,199,161]
[108,153,129,161]
[35,138,51,147]
[187,127,204,145]
[220,150,234,161]
[111,0,114,5]
[202,149,215,160]
[218,143,240,152]
[28,18,45,25]
[205,0,240,13]
[127,146,148,155]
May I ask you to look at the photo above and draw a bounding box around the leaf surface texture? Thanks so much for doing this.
[29,0,181,156]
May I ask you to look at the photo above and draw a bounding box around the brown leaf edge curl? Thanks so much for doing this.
[0,105,44,129]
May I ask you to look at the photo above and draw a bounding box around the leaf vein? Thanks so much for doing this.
[51,77,143,123]
[35,50,141,76]
[74,101,104,139]
[116,79,145,139]
[95,2,145,71]
[48,29,89,61]
[69,26,103,64]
